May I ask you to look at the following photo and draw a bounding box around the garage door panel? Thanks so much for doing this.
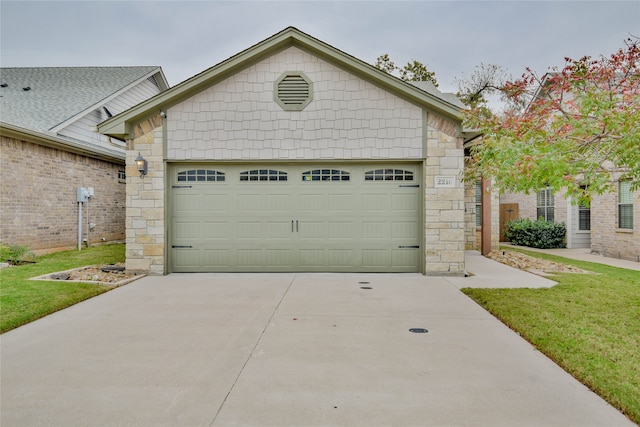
[171,163,421,272]
[328,250,355,267]
[327,194,355,210]
[237,249,264,267]
[392,249,419,267]
[237,194,264,211]
[265,221,292,238]
[174,248,201,268]
[201,221,230,238]
[266,249,291,267]
[299,194,327,211]
[173,194,201,213]
[362,193,389,211]
[174,221,200,239]
[297,221,326,238]
[202,249,230,267]
[391,221,419,239]
[236,221,264,239]
[362,221,390,239]
[299,249,326,268]
[328,221,355,238]
[392,193,418,210]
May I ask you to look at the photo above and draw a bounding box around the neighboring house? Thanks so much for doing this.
[500,182,639,261]
[0,66,169,253]
[99,27,488,275]
[496,75,639,261]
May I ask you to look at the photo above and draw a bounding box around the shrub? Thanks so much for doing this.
[0,244,36,264]
[504,218,566,249]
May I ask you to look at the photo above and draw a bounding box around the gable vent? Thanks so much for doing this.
[274,72,313,111]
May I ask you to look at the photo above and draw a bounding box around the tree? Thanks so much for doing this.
[465,38,640,204]
[374,54,439,87]
[454,63,508,109]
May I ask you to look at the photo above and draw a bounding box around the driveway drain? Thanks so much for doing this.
[409,328,429,333]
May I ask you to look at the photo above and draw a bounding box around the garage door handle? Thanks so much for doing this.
[296,220,299,232]
[398,184,419,188]
[172,245,193,248]
[292,220,294,232]
[398,245,420,249]
[172,185,193,189]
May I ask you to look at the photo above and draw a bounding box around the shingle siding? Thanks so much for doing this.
[166,47,423,161]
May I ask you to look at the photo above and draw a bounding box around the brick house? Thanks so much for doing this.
[0,67,169,253]
[500,183,639,261]
[495,74,639,262]
[99,27,489,275]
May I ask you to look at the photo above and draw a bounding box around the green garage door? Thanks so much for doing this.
[170,163,422,272]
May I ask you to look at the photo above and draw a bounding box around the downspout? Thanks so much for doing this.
[481,178,492,255]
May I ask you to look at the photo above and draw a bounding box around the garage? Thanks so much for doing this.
[100,27,468,276]
[170,163,422,272]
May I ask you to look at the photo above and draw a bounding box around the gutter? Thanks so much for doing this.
[0,121,125,164]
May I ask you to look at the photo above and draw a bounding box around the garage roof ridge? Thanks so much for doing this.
[98,27,463,140]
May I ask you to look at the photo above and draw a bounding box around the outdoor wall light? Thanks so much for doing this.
[135,153,148,179]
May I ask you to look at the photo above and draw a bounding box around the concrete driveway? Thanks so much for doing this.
[0,272,632,426]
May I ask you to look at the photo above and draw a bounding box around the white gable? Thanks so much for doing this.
[166,47,424,160]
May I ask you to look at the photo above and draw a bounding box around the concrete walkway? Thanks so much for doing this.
[502,244,640,271]
[1,269,633,426]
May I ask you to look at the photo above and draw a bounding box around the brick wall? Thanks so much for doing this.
[0,136,126,252]
[590,188,639,262]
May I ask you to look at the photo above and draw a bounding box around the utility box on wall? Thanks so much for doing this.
[76,187,94,203]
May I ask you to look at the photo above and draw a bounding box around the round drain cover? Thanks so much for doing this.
[409,328,428,333]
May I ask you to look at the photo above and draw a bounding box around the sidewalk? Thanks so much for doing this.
[502,243,640,271]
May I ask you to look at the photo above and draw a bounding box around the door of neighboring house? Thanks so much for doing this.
[499,203,519,242]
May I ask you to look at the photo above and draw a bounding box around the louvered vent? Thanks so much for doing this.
[274,72,313,111]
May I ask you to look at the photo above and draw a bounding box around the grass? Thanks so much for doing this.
[0,244,125,334]
[463,247,640,424]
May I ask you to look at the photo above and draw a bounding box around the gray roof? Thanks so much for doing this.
[0,66,162,132]
[408,81,466,109]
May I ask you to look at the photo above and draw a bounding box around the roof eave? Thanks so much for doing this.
[1,121,125,163]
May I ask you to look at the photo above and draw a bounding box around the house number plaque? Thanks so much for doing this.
[434,176,456,188]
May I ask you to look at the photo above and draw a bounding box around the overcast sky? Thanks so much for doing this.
[1,1,639,94]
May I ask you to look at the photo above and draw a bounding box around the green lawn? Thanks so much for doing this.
[463,247,640,424]
[0,244,125,333]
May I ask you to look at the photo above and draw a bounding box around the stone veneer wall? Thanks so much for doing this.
[423,114,465,274]
[124,117,165,274]
[0,136,125,252]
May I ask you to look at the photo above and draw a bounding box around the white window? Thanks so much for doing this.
[177,169,225,182]
[618,180,633,229]
[364,169,414,181]
[240,169,287,182]
[302,169,350,182]
[537,188,554,222]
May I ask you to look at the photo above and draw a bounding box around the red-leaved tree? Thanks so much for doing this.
[464,37,640,204]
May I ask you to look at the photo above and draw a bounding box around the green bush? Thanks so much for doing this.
[504,218,566,249]
[0,244,36,264]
